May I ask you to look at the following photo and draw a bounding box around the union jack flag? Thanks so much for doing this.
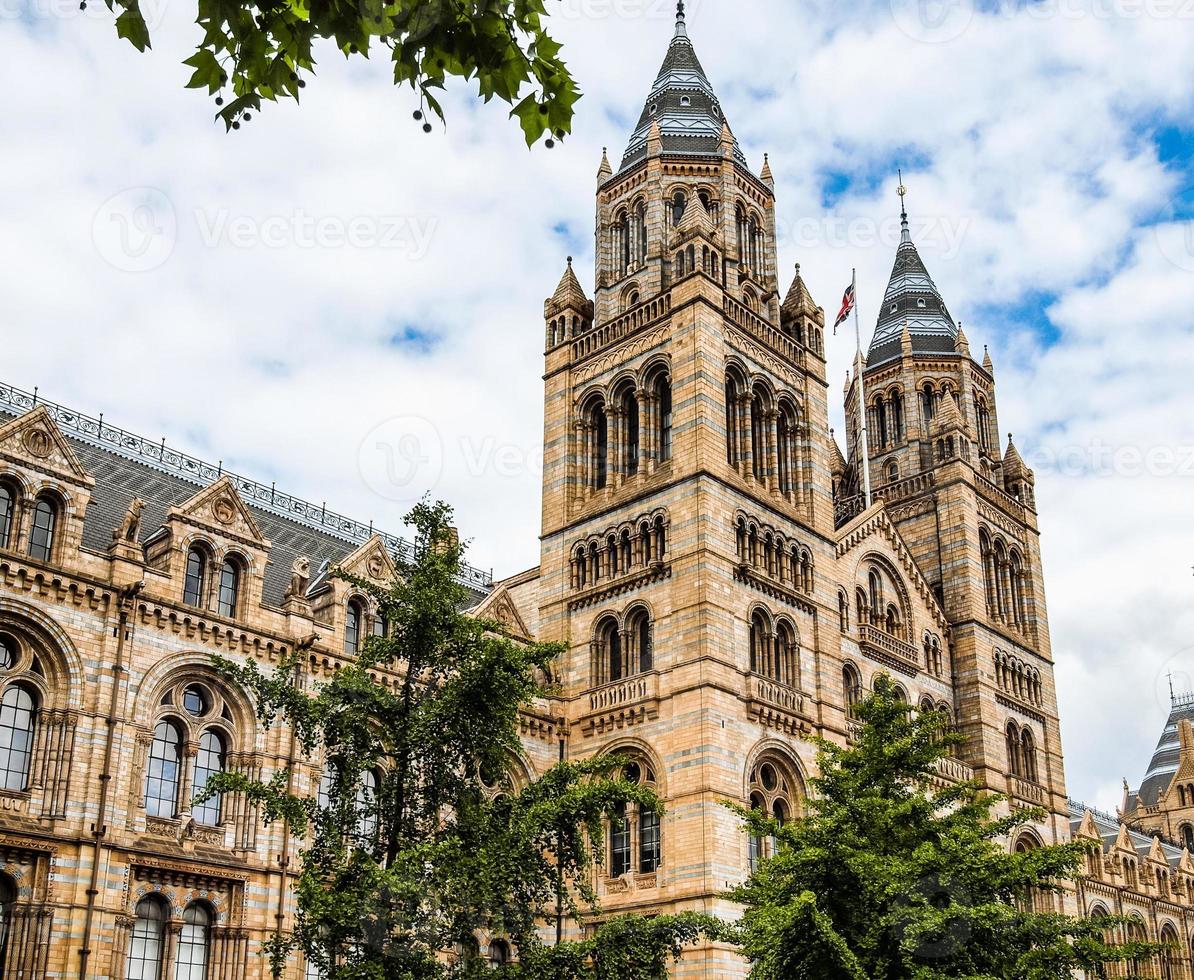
[833,281,855,334]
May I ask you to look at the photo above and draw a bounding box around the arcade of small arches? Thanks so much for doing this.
[570,510,669,591]
[1085,904,1189,980]
[840,661,952,726]
[868,387,906,453]
[590,604,655,687]
[733,512,814,595]
[994,649,1043,707]
[0,475,67,565]
[747,607,802,689]
[575,361,673,494]
[724,365,806,498]
[120,893,226,980]
[980,527,1032,632]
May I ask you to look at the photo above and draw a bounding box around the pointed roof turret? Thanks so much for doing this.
[618,2,747,173]
[982,344,994,374]
[868,174,959,366]
[1124,689,1194,814]
[1002,434,1026,481]
[931,389,965,436]
[597,147,612,182]
[760,153,774,188]
[781,263,818,318]
[546,256,589,316]
[676,188,714,236]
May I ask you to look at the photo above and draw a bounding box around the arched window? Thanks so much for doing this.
[609,800,631,877]
[127,896,167,980]
[838,590,849,632]
[672,191,687,227]
[0,485,13,550]
[1005,721,1022,779]
[591,402,609,490]
[607,761,660,877]
[175,903,212,980]
[0,684,36,791]
[922,382,936,424]
[775,621,799,688]
[626,608,653,674]
[488,940,511,967]
[885,460,899,484]
[620,386,640,477]
[192,730,226,826]
[1159,924,1179,980]
[725,372,744,467]
[776,403,799,495]
[1182,824,1194,851]
[890,390,905,442]
[0,873,13,974]
[750,390,767,481]
[749,610,770,676]
[356,769,379,841]
[1021,728,1038,783]
[596,617,622,685]
[867,570,883,623]
[874,396,888,450]
[655,374,673,463]
[216,558,241,618]
[747,756,804,871]
[146,720,182,818]
[372,611,388,638]
[843,664,862,719]
[183,547,207,607]
[27,496,57,562]
[345,600,364,655]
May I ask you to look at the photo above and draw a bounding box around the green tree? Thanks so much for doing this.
[726,675,1160,980]
[104,0,579,140]
[203,499,712,979]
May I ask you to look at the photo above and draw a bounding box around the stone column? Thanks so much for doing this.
[742,396,755,481]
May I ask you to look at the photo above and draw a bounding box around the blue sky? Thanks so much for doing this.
[3,0,1194,811]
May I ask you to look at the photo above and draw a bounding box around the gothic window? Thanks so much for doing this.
[921,382,936,424]
[192,729,226,826]
[855,588,868,630]
[725,371,745,467]
[636,201,648,264]
[747,755,804,871]
[868,570,883,623]
[750,389,767,481]
[174,903,212,980]
[874,396,888,450]
[890,389,905,442]
[748,610,770,675]
[183,546,207,607]
[885,460,899,484]
[843,664,862,718]
[595,616,622,685]
[1020,728,1038,783]
[126,896,168,980]
[884,603,900,637]
[488,940,511,967]
[216,557,241,618]
[591,402,609,490]
[1005,721,1022,779]
[616,209,631,274]
[346,600,364,655]
[626,607,653,674]
[0,484,12,550]
[620,386,640,477]
[27,496,57,562]
[672,191,687,227]
[776,402,799,495]
[1159,925,1179,980]
[0,873,12,974]
[775,620,799,688]
[607,761,661,878]
[655,374,673,463]
[1182,825,1194,851]
[356,768,379,841]
[0,683,35,791]
[610,801,631,877]
[145,720,182,818]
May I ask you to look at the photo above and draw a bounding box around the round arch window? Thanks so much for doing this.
[183,685,210,717]
[0,636,14,671]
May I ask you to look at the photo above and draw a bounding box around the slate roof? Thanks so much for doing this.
[0,384,492,609]
[1070,798,1185,866]
[867,211,959,367]
[1128,694,1194,810]
[617,5,749,174]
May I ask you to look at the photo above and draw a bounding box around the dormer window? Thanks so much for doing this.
[889,304,897,314]
[183,546,207,607]
[650,103,658,114]
[680,96,691,106]
[917,298,927,308]
[28,496,58,562]
[217,557,241,618]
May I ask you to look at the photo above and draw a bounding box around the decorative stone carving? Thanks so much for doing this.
[113,498,145,543]
[287,556,311,598]
[22,427,52,459]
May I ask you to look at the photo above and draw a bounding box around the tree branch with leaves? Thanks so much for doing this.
[105,0,580,139]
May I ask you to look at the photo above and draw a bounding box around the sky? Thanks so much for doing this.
[2,0,1194,813]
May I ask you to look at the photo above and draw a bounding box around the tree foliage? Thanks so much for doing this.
[203,499,712,979]
[104,0,580,140]
[726,675,1161,980]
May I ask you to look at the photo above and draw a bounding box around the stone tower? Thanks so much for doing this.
[842,194,1069,839]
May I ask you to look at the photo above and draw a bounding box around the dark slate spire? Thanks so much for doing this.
[867,176,959,366]
[618,2,747,172]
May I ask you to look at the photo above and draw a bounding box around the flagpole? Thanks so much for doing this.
[852,267,873,508]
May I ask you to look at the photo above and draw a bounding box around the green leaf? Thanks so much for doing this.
[115,6,151,51]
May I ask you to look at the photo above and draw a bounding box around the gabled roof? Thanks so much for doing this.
[868,206,959,367]
[617,3,748,174]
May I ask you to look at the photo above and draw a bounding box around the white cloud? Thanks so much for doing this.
[2,0,1193,808]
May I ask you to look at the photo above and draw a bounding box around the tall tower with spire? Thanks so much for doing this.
[534,7,838,971]
[842,184,1068,837]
